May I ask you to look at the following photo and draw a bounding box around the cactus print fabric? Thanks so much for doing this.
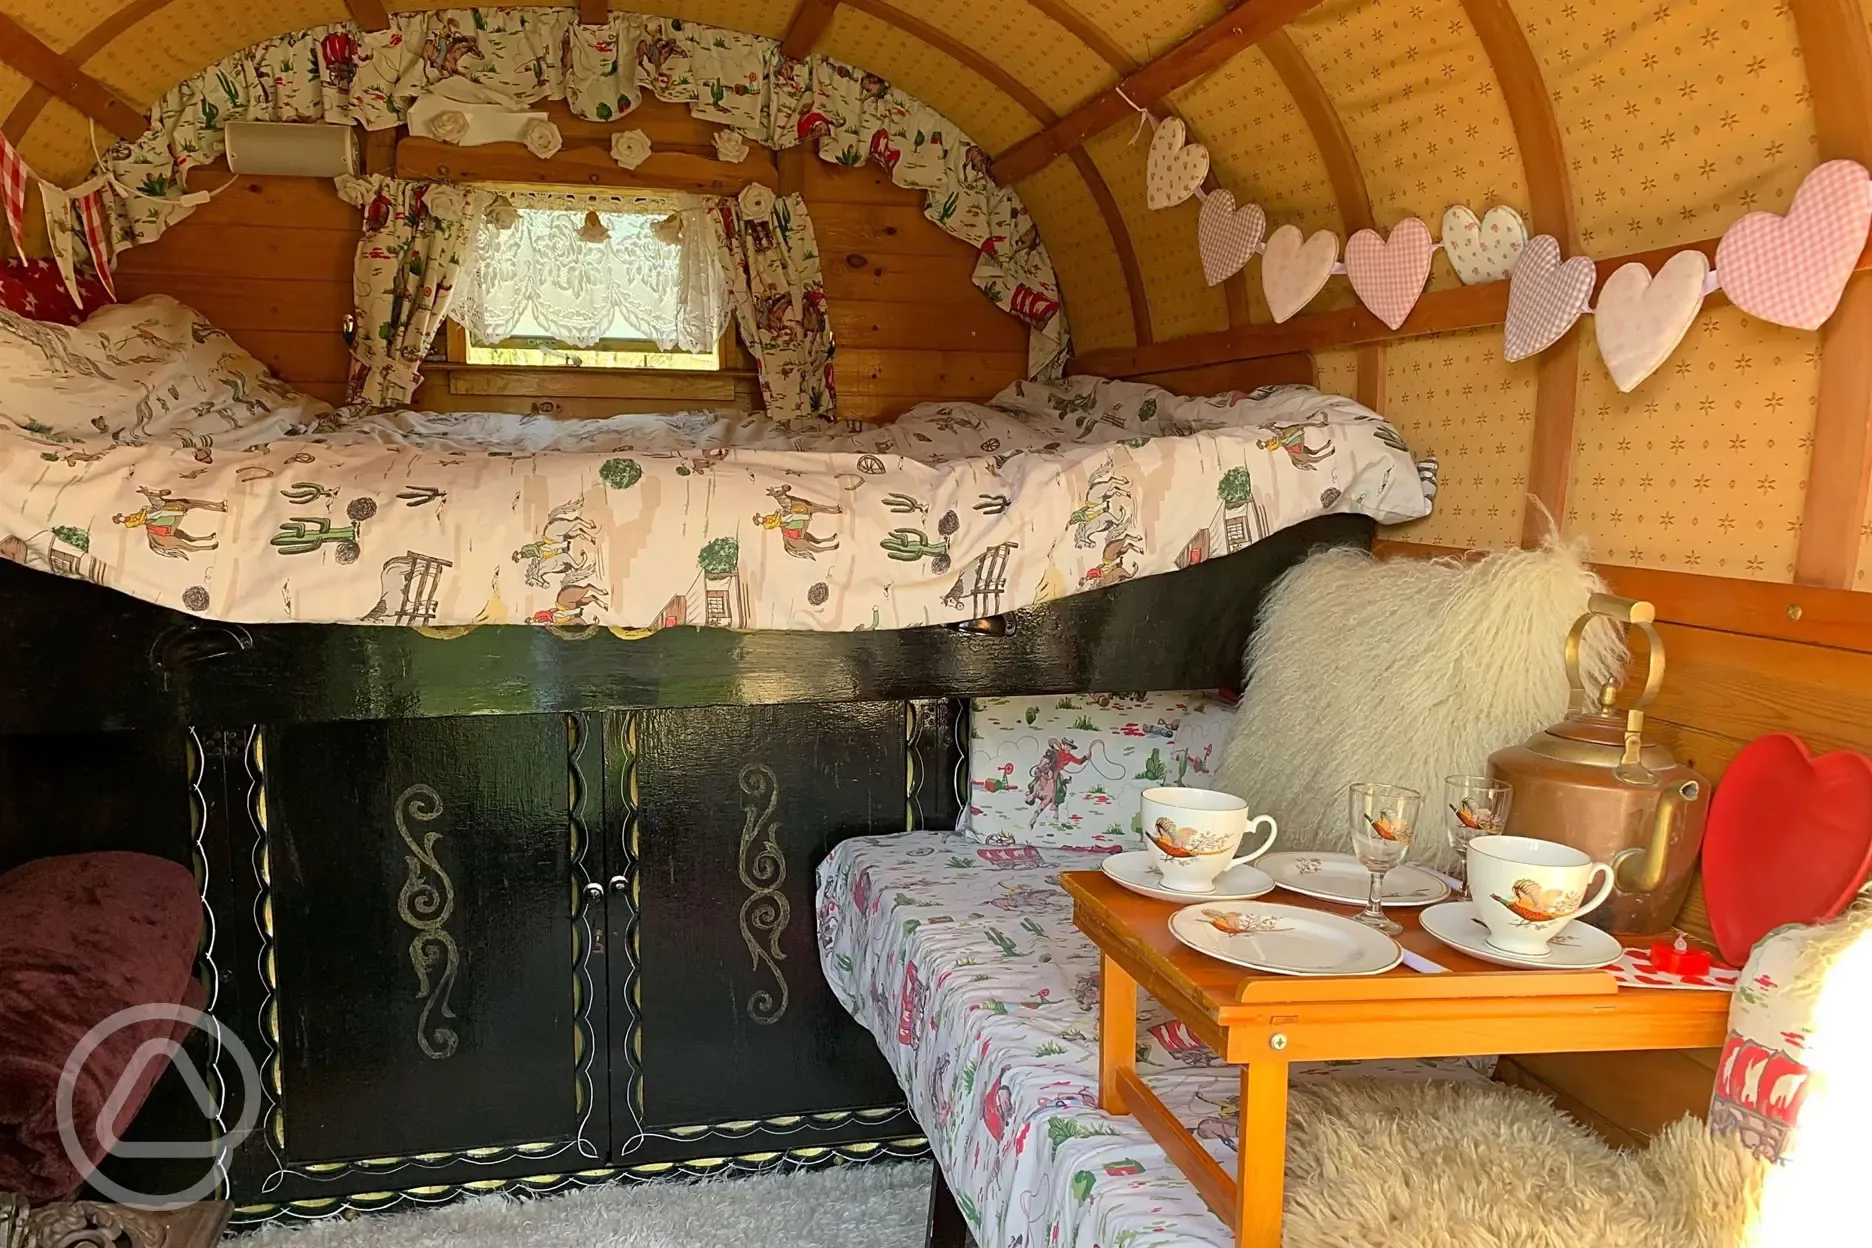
[817,831,1494,1248]
[0,297,1433,629]
[961,691,1239,850]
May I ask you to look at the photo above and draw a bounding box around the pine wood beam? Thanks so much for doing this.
[396,135,777,196]
[1070,235,1872,379]
[578,0,610,25]
[842,0,1154,346]
[1789,0,1872,588]
[1259,30,1386,408]
[780,0,841,61]
[989,0,1329,185]
[3,0,171,144]
[0,12,146,140]
[1459,0,1579,548]
[345,0,392,31]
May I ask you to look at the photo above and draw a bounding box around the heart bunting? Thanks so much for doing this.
[1197,190,1266,286]
[1345,218,1434,330]
[1441,205,1527,285]
[1594,250,1710,392]
[1145,117,1209,211]
[1261,225,1339,323]
[1504,235,1597,362]
[1716,159,1872,331]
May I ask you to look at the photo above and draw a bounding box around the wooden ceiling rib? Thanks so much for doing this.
[578,0,609,23]
[1258,29,1382,408]
[780,0,839,60]
[990,0,1331,185]
[345,0,392,31]
[1457,0,1576,549]
[2,0,171,143]
[1790,0,1872,589]
[0,10,146,140]
[842,0,1152,344]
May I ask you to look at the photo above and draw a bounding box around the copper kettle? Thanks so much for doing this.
[1486,594,1708,933]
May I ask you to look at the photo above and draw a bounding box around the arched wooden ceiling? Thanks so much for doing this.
[0,0,1838,357]
[0,0,1864,584]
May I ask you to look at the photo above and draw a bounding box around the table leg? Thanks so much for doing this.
[1234,1061,1289,1248]
[1098,953,1137,1114]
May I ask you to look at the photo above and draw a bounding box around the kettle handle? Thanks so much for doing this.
[1565,594,1666,784]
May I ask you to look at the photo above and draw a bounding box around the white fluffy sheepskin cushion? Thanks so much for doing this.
[1214,542,1625,870]
[1283,1079,1760,1248]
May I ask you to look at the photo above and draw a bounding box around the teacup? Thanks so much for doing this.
[1140,787,1278,894]
[1466,834,1616,956]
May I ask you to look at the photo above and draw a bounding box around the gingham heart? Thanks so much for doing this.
[1145,116,1209,211]
[1716,159,1872,331]
[1594,249,1710,392]
[1441,204,1527,285]
[1262,224,1339,322]
[1197,190,1265,286]
[1504,235,1596,362]
[1345,218,1434,330]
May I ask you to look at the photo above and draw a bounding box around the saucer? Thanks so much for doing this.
[1169,901,1402,976]
[1419,901,1624,970]
[1260,852,1450,907]
[1100,850,1275,903]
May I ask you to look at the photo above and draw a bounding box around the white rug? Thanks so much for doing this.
[238,1162,933,1248]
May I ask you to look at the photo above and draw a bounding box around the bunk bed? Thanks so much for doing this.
[0,295,1428,1222]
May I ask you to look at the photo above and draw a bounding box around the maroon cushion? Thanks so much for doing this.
[0,852,201,1201]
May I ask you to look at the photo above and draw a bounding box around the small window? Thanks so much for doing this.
[450,189,728,371]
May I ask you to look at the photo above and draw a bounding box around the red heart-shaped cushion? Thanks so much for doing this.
[1703,733,1872,964]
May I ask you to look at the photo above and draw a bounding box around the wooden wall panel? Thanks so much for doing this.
[102,147,1024,421]
[112,168,357,404]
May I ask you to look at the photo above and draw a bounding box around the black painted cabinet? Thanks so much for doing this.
[193,704,928,1217]
[259,715,590,1163]
[616,704,906,1139]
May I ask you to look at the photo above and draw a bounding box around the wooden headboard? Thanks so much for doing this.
[1132,352,1316,397]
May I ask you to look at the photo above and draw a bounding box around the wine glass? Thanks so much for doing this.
[1348,782,1423,935]
[1444,775,1513,900]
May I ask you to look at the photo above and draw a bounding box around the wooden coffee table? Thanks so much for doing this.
[1061,871,1730,1248]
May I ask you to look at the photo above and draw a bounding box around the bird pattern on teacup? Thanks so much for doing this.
[1149,818,1236,857]
[1492,879,1584,924]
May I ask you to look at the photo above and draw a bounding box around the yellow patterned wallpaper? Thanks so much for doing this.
[0,0,116,53]
[1066,0,1220,65]
[1314,348,1359,400]
[925,0,1116,115]
[820,6,1038,156]
[1018,156,1135,351]
[1170,46,1341,322]
[88,0,347,106]
[1566,305,1817,580]
[1083,124,1227,343]
[1381,330,1537,553]
[1289,0,1524,293]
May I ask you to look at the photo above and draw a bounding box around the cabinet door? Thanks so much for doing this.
[608,703,908,1155]
[256,714,603,1167]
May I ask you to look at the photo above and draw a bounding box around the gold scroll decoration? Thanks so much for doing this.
[395,782,461,1060]
[737,763,790,1025]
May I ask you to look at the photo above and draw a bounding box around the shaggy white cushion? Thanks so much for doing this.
[1215,542,1624,870]
[1282,1079,1759,1248]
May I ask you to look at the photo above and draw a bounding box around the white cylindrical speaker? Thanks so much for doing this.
[224,122,360,177]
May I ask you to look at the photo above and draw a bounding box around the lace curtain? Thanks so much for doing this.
[452,191,726,352]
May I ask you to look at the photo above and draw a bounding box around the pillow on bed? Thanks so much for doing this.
[959,691,1236,850]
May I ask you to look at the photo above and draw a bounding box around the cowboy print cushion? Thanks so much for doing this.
[959,692,1238,850]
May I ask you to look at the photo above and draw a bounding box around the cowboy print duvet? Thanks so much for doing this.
[817,831,1494,1248]
[0,296,1436,630]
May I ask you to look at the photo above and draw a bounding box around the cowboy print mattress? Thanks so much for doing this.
[0,297,1436,630]
[816,831,1494,1248]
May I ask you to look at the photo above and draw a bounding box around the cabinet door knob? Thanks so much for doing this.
[582,882,605,901]
[608,875,629,893]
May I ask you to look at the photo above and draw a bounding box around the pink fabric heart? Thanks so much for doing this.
[1345,218,1434,330]
[1197,191,1266,287]
[1716,159,1871,331]
[1503,235,1596,362]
